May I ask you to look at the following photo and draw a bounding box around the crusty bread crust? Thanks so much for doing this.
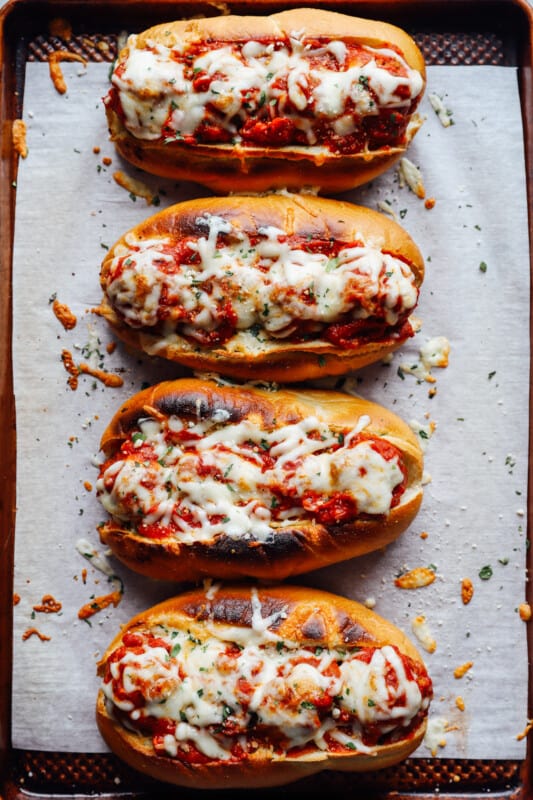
[96,584,430,789]
[98,193,424,383]
[97,378,424,582]
[105,8,426,193]
[136,9,427,62]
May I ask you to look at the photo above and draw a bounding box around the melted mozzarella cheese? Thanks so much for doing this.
[339,647,423,726]
[104,215,418,338]
[96,412,405,544]
[102,598,430,761]
[292,442,403,514]
[112,35,423,142]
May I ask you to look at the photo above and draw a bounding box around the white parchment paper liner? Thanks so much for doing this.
[10,62,530,759]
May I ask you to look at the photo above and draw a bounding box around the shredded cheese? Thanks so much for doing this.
[397,157,425,199]
[411,615,437,653]
[376,201,400,223]
[428,93,454,127]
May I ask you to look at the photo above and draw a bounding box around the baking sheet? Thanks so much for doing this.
[10,61,530,760]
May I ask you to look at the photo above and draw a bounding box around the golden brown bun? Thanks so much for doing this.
[96,584,431,789]
[99,193,424,383]
[97,378,423,582]
[105,8,426,193]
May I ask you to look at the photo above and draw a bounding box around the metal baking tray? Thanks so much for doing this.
[1,0,532,797]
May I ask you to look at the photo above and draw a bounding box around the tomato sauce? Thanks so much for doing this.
[108,36,421,155]
[104,633,432,763]
[109,232,417,350]
[100,423,408,542]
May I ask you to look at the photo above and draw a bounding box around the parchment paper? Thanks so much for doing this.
[11,62,530,759]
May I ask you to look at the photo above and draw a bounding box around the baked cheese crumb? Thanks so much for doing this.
[22,627,51,642]
[32,594,62,614]
[395,567,436,590]
[48,51,87,94]
[12,119,28,158]
[453,661,473,679]
[113,170,158,205]
[78,589,122,620]
[61,349,79,391]
[461,578,474,605]
[52,298,77,330]
[78,363,123,388]
[516,719,533,741]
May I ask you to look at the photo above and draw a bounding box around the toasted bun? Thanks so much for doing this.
[105,8,426,193]
[96,378,423,582]
[98,193,424,383]
[96,584,432,789]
